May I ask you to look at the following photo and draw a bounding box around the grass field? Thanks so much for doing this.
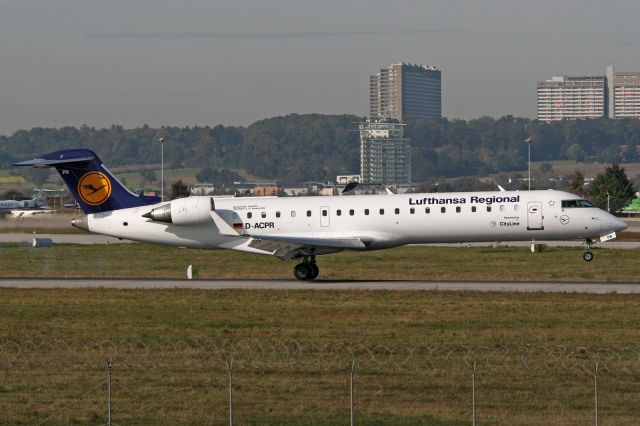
[1,288,640,424]
[1,242,640,282]
[2,244,640,424]
[531,160,640,179]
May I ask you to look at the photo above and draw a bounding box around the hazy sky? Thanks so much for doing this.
[2,0,640,135]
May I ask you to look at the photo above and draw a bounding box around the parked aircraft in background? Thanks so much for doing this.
[0,188,62,217]
[14,149,627,280]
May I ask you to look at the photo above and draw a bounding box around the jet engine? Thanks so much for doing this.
[142,197,214,225]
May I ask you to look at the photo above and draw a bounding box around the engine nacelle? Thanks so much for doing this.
[142,197,214,225]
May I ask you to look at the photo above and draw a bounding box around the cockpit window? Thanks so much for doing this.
[561,199,596,208]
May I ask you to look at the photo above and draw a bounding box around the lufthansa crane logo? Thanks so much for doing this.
[77,171,112,205]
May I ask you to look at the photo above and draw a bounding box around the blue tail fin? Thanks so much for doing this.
[13,149,161,214]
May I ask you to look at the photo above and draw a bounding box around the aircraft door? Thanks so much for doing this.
[527,202,544,230]
[320,206,330,227]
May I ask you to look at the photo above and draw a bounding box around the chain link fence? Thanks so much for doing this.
[2,339,639,373]
[2,340,640,424]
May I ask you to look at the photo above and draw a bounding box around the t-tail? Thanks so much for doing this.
[13,149,161,214]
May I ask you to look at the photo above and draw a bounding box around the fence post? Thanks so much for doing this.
[594,363,599,426]
[227,359,234,426]
[107,358,112,426]
[472,361,477,426]
[350,359,356,426]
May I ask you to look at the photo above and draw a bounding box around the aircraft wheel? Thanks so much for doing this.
[308,263,320,280]
[294,263,312,281]
[583,251,594,262]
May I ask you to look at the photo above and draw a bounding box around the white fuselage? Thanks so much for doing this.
[79,190,627,256]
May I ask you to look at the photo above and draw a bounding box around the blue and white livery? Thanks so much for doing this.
[14,149,628,280]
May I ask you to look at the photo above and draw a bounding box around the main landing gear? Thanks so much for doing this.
[294,256,319,281]
[583,238,594,262]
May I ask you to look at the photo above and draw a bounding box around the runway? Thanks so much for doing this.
[1,278,640,293]
[2,233,640,249]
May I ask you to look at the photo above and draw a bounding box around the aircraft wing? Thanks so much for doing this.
[210,210,367,259]
[249,234,367,249]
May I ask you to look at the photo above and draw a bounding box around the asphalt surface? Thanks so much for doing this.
[2,233,640,249]
[0,233,129,244]
[1,278,639,293]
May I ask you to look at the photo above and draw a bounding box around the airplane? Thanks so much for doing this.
[14,149,628,280]
[0,188,61,217]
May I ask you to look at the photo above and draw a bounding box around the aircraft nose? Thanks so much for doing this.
[613,217,628,233]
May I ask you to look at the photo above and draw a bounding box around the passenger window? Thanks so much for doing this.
[499,205,505,212]
[322,210,327,217]
[425,207,430,214]
[441,207,446,213]
[514,205,519,212]
[472,206,477,213]
[247,212,252,219]
[456,206,461,213]
[349,209,355,216]
[336,209,342,216]
[364,209,370,215]
[487,206,492,212]
[395,208,400,214]
[410,208,415,214]
[261,212,266,218]
[291,211,296,217]
[379,209,384,215]
[307,210,312,217]
[276,211,281,218]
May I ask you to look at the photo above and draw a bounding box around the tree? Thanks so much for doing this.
[139,167,156,184]
[567,171,585,196]
[588,164,635,212]
[170,180,190,199]
[19,167,50,187]
[2,190,23,199]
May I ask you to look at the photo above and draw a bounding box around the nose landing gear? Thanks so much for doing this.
[293,256,319,281]
[583,238,594,262]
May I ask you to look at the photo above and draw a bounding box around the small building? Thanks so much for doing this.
[191,184,216,195]
[336,175,360,185]
[254,185,278,196]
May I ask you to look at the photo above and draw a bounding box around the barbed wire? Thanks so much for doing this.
[1,339,639,374]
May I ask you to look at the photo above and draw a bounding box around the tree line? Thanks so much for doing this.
[3,114,640,183]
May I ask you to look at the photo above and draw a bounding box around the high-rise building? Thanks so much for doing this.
[537,67,640,121]
[359,120,411,185]
[369,63,441,122]
[607,66,640,119]
[537,76,606,121]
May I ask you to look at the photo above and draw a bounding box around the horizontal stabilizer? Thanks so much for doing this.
[13,156,94,168]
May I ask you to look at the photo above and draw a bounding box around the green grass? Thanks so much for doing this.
[1,243,639,282]
[2,244,640,424]
[530,160,640,179]
[1,288,640,424]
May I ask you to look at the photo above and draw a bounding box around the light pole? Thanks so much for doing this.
[158,137,164,201]
[607,192,610,213]
[525,137,532,190]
